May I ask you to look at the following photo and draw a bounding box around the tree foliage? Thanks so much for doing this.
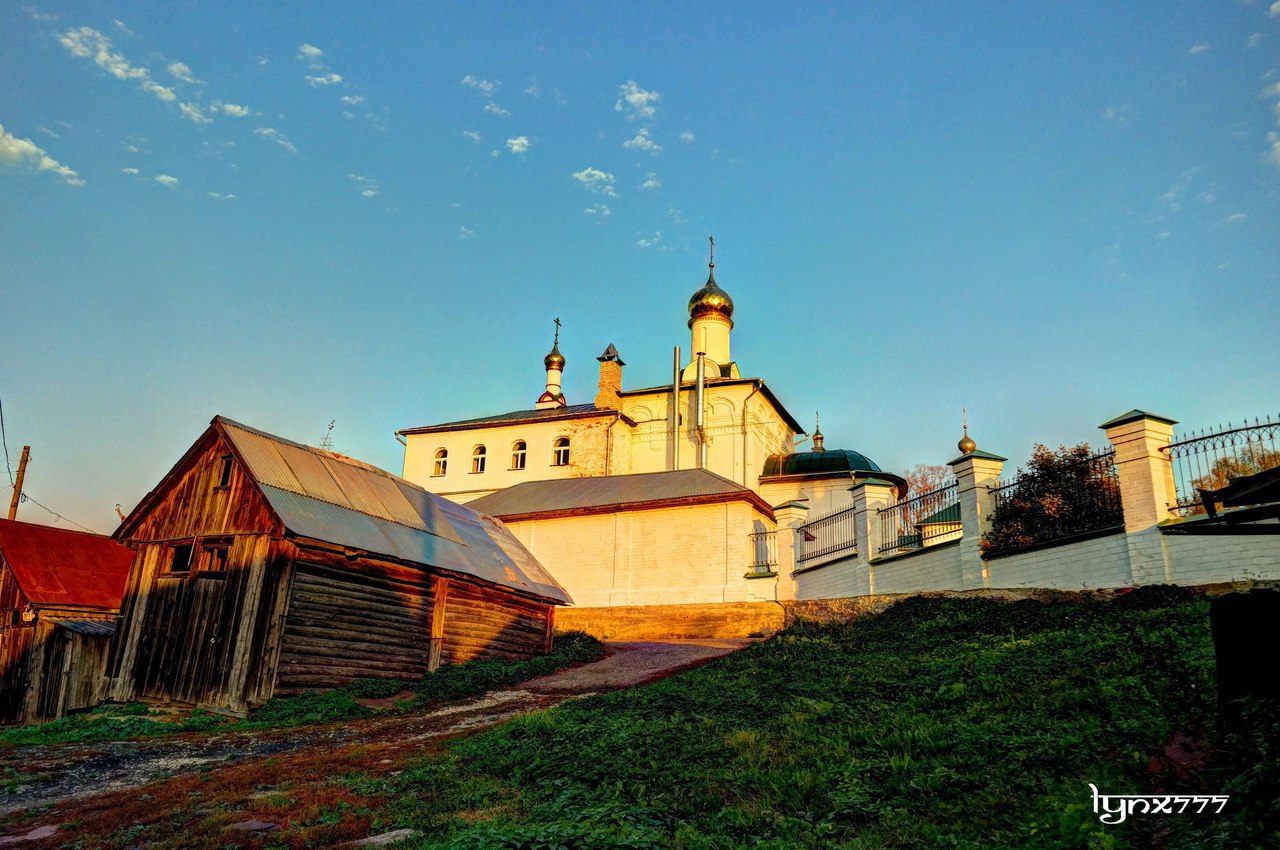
[980,443,1122,555]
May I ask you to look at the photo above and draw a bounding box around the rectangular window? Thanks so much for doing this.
[216,455,233,489]
[167,543,195,574]
[203,546,229,573]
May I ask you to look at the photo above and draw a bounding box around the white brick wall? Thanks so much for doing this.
[986,532,1131,590]
[873,544,964,594]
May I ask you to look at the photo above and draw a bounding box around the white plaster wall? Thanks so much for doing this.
[503,501,777,607]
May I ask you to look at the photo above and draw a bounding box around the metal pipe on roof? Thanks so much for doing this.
[671,346,681,471]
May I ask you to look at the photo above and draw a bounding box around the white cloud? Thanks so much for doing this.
[666,208,686,225]
[1269,133,1280,168]
[298,43,323,59]
[254,127,297,154]
[678,131,695,143]
[167,61,199,83]
[179,102,212,124]
[141,80,176,101]
[484,102,510,117]
[306,72,343,87]
[339,95,366,105]
[462,130,482,143]
[461,75,497,95]
[524,81,540,98]
[636,232,663,248]
[572,166,619,197]
[112,19,133,35]
[640,172,662,191]
[506,135,530,154]
[1189,44,1209,55]
[1248,33,1263,48]
[0,123,84,186]
[623,127,662,153]
[1154,231,1171,240]
[121,166,139,174]
[154,174,178,187]
[615,80,659,120]
[458,226,474,239]
[583,203,611,217]
[59,27,185,106]
[349,173,379,198]
[1222,212,1247,225]
[1272,1,1280,17]
[207,191,236,200]
[213,101,251,117]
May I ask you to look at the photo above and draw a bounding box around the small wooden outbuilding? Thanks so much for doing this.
[107,416,571,714]
[0,519,133,724]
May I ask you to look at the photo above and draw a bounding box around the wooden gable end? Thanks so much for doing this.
[119,427,281,544]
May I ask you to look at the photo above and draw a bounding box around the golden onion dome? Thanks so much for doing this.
[544,343,565,370]
[688,265,734,325]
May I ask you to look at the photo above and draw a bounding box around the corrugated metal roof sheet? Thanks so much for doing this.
[217,418,569,604]
[51,619,117,637]
[0,519,133,610]
[468,468,757,518]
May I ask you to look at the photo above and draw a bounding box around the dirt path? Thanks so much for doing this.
[0,639,749,827]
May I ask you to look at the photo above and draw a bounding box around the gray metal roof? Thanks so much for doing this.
[397,403,620,435]
[51,619,117,637]
[468,468,765,518]
[218,418,570,604]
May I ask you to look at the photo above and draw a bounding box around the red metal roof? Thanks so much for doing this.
[0,519,133,610]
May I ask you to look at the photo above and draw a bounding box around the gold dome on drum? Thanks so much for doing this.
[544,343,565,370]
[688,264,734,326]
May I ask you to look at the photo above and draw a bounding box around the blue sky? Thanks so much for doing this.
[2,2,1278,533]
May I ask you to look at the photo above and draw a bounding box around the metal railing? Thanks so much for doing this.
[1162,414,1280,515]
[983,448,1123,557]
[876,483,960,556]
[797,506,858,564]
[747,530,778,573]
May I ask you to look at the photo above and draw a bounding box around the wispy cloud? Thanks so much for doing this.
[339,95,366,106]
[167,61,199,84]
[462,75,498,95]
[506,135,530,154]
[1222,212,1247,226]
[0,123,84,186]
[154,174,178,187]
[1154,231,1171,240]
[484,102,510,117]
[640,173,662,190]
[349,173,379,198]
[212,101,251,117]
[623,127,662,153]
[462,130,482,143]
[179,102,212,124]
[207,191,236,200]
[112,19,134,36]
[616,80,659,120]
[298,44,323,60]
[583,203,611,217]
[1248,33,1263,48]
[254,127,297,154]
[59,26,179,103]
[523,81,540,98]
[572,167,619,197]
[1189,44,1209,55]
[121,166,139,174]
[666,208,686,225]
[306,72,343,87]
[1102,104,1129,126]
[1271,1,1280,17]
[678,131,695,143]
[636,231,663,249]
[458,226,475,239]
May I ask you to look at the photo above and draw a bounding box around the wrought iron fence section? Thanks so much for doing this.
[876,483,960,556]
[1162,414,1280,514]
[984,448,1122,556]
[797,506,858,563]
[747,530,778,573]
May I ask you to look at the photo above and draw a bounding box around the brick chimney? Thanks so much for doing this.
[595,344,625,410]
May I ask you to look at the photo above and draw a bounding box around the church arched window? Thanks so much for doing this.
[433,449,448,476]
[552,437,570,466]
[472,445,487,474]
[511,441,527,470]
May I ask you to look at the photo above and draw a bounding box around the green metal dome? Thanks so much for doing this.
[762,448,884,477]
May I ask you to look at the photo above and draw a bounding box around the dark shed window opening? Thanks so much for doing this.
[216,455,234,488]
[167,543,195,574]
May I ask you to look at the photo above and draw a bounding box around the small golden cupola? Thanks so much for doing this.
[536,318,567,410]
[957,407,976,454]
[683,236,739,379]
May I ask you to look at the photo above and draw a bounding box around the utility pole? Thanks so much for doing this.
[8,446,30,521]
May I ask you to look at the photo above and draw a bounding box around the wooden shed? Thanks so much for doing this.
[106,416,571,715]
[0,519,133,724]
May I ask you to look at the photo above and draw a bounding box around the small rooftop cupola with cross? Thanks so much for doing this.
[683,236,740,380]
[536,318,567,410]
[811,412,825,453]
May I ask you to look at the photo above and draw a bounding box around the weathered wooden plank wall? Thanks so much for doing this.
[0,625,34,725]
[438,579,552,664]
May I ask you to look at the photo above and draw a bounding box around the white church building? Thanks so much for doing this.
[398,254,905,608]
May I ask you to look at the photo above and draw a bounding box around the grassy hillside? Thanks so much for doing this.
[373,588,1273,849]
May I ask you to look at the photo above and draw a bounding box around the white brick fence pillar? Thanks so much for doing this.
[1101,409,1179,584]
[947,449,1007,590]
[772,501,809,601]
[851,479,898,595]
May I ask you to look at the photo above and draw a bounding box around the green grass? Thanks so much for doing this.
[0,632,605,747]
[364,588,1274,849]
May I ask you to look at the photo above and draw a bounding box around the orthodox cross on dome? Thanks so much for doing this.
[708,235,715,268]
[553,316,561,345]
